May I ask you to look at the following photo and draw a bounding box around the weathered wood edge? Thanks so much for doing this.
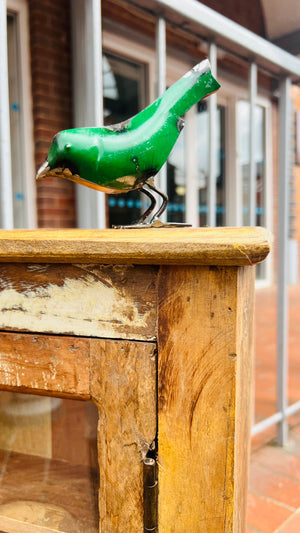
[90,339,157,532]
[0,515,63,533]
[0,227,271,266]
[0,331,91,399]
[156,265,241,531]
[233,266,255,530]
[0,263,158,341]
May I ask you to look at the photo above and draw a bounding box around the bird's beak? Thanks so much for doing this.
[36,160,51,180]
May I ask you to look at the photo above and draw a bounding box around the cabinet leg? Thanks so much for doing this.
[157,265,255,532]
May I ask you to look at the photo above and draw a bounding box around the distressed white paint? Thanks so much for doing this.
[0,269,156,340]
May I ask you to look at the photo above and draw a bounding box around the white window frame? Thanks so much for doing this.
[221,79,273,286]
[102,18,193,105]
[7,0,36,228]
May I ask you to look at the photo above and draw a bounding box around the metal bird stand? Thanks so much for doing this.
[113,181,191,229]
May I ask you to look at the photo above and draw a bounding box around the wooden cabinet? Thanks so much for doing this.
[0,227,270,532]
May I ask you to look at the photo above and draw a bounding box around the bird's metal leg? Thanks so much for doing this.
[138,186,157,224]
[112,186,157,228]
[113,180,191,229]
[145,182,168,223]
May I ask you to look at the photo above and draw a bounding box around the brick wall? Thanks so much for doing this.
[102,0,266,58]
[28,0,76,228]
[200,0,266,37]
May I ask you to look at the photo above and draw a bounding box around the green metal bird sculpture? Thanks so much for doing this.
[36,58,220,226]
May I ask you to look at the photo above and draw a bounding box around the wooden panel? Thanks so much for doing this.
[157,265,254,532]
[51,400,99,468]
[0,227,271,265]
[0,332,90,398]
[0,264,157,340]
[0,515,63,533]
[90,339,157,532]
[234,266,255,528]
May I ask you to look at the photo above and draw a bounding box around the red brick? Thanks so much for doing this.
[249,462,300,508]
[278,511,300,533]
[252,446,300,482]
[29,0,74,228]
[247,491,293,533]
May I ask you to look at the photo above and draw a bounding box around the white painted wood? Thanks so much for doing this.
[0,263,157,341]
[0,0,13,229]
[7,0,36,229]
[249,63,257,227]
[277,76,291,446]
[185,107,198,227]
[156,17,167,222]
[225,97,243,227]
[71,0,106,229]
[255,100,273,287]
[102,20,156,104]
[208,42,217,227]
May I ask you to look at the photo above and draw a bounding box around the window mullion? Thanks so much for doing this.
[208,42,217,227]
[249,62,257,226]
[155,17,167,222]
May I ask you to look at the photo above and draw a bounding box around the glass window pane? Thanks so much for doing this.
[255,105,266,227]
[237,100,267,280]
[237,101,266,227]
[167,131,186,223]
[103,53,147,227]
[0,392,99,532]
[196,102,225,226]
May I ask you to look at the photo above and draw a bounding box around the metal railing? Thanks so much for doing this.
[139,0,300,446]
[108,0,300,445]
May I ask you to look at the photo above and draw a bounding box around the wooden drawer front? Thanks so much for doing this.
[0,264,158,341]
[0,331,90,399]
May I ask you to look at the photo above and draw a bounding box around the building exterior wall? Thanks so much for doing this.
[27,0,269,229]
[28,0,76,228]
[198,0,266,37]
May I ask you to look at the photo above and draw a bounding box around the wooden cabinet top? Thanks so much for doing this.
[0,227,271,266]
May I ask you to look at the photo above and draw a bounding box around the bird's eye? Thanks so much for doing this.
[65,144,71,151]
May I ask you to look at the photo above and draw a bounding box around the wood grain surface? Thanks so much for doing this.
[0,263,157,340]
[0,515,62,533]
[0,332,90,399]
[157,265,254,532]
[90,339,157,532]
[234,266,255,528]
[0,227,271,265]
